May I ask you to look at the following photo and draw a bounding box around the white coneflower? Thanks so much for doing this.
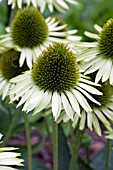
[0,49,28,100]
[9,43,101,121]
[0,0,78,13]
[75,18,113,85]
[0,7,81,69]
[0,0,37,8]
[59,80,113,136]
[0,133,23,170]
[37,0,78,13]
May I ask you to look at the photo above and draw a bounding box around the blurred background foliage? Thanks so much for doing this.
[0,0,113,170]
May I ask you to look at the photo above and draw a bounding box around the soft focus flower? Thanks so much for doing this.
[9,43,101,121]
[0,7,81,69]
[0,49,28,100]
[75,18,113,85]
[37,0,78,13]
[0,133,23,170]
[0,0,78,13]
[0,0,37,8]
[59,80,113,136]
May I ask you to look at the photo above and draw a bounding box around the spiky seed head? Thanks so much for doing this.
[11,7,48,49]
[98,18,113,59]
[32,42,80,93]
[0,49,28,80]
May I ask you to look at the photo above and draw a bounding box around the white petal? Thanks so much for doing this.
[77,82,102,95]
[0,152,20,159]
[10,78,32,95]
[2,83,10,100]
[72,114,79,128]
[84,31,99,39]
[82,57,102,72]
[94,108,110,126]
[33,91,51,115]
[32,0,37,7]
[95,62,106,83]
[102,59,112,82]
[85,58,106,75]
[77,48,99,62]
[23,89,42,112]
[72,89,92,112]
[94,24,102,32]
[79,110,86,130]
[0,158,23,165]
[66,91,81,116]
[17,88,35,107]
[61,93,74,121]
[26,0,30,6]
[19,49,26,67]
[92,113,101,136]
[10,71,30,83]
[76,86,101,105]
[67,30,78,34]
[87,112,93,131]
[80,77,101,87]
[17,0,22,8]
[52,92,61,120]
[110,65,113,85]
[0,166,17,170]
[75,42,98,48]
[26,48,33,69]
[56,0,69,10]
[100,107,113,121]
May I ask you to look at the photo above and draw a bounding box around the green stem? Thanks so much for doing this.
[69,128,83,170]
[52,119,58,170]
[2,111,19,147]
[45,117,52,150]
[23,112,32,170]
[106,139,110,170]
[86,146,90,166]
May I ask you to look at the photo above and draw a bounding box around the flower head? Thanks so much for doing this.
[0,0,78,13]
[11,7,48,49]
[0,7,81,69]
[10,43,101,121]
[75,18,113,85]
[0,0,37,8]
[0,133,24,170]
[37,0,78,13]
[61,80,113,136]
[0,49,28,100]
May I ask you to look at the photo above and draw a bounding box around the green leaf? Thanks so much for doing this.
[58,125,70,170]
[18,156,52,170]
[77,158,94,170]
[91,141,113,170]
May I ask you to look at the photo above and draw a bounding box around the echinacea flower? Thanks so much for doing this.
[0,0,78,13]
[37,0,78,13]
[9,43,102,121]
[60,80,113,136]
[75,18,113,85]
[0,0,37,8]
[0,133,23,170]
[0,49,28,100]
[0,7,81,69]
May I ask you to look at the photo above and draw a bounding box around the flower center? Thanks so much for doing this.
[32,43,80,93]
[11,7,48,49]
[98,18,113,59]
[0,49,28,80]
[89,79,113,107]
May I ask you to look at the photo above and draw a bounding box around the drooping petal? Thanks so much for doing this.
[52,92,61,120]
